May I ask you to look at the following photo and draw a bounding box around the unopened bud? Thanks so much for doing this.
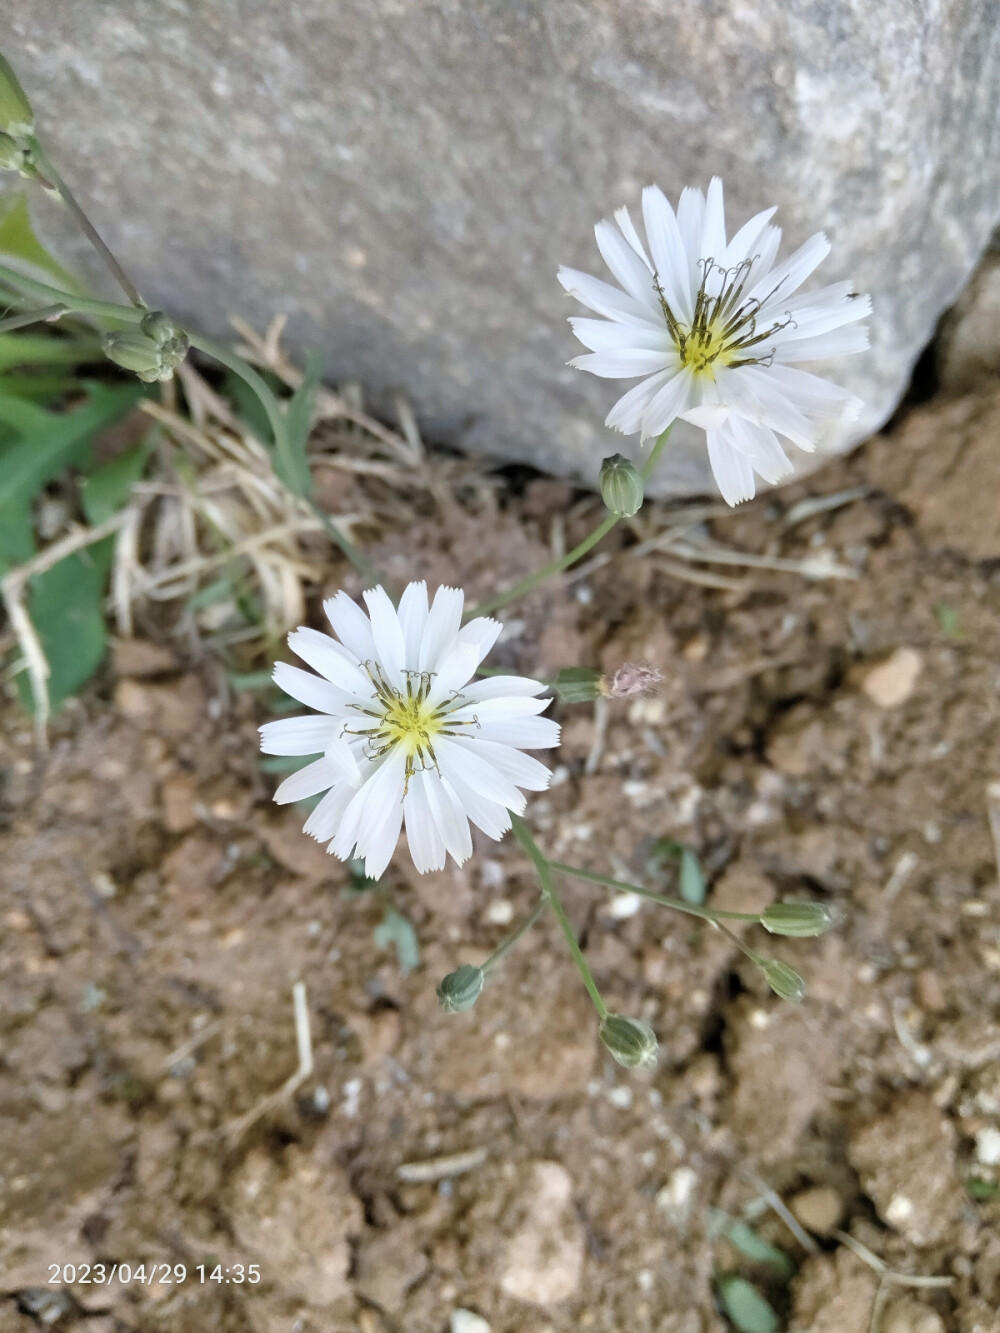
[554,666,605,704]
[103,327,188,383]
[0,53,34,136]
[437,964,484,1014]
[761,959,806,1004]
[761,901,836,938]
[608,662,663,699]
[599,1014,658,1070]
[599,453,644,518]
[140,310,179,345]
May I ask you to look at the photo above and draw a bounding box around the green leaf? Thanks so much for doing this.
[17,542,113,713]
[680,848,706,904]
[0,191,81,291]
[228,669,277,692]
[223,367,280,443]
[0,499,34,571]
[967,1177,1000,1200]
[81,436,153,524]
[708,1212,793,1278]
[0,381,145,513]
[0,330,96,371]
[716,1276,779,1333]
[374,906,420,974]
[276,349,321,496]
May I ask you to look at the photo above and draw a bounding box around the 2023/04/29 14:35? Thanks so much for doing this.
[46,1263,262,1285]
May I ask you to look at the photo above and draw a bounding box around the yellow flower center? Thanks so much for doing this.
[654,257,793,380]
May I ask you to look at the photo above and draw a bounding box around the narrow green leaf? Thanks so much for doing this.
[716,1276,779,1333]
[228,669,277,691]
[707,1212,793,1278]
[81,436,153,524]
[276,349,321,496]
[223,367,279,443]
[17,542,113,713]
[0,371,86,402]
[374,907,420,974]
[0,191,81,291]
[0,499,34,571]
[0,382,145,512]
[0,330,96,371]
[680,848,706,904]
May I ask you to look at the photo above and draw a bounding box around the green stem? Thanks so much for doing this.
[0,302,66,332]
[510,813,608,1020]
[467,427,672,619]
[0,264,146,324]
[548,861,763,928]
[29,139,145,308]
[480,899,546,975]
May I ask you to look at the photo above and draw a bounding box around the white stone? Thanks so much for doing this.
[451,1311,492,1333]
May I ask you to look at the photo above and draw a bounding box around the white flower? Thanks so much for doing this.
[559,177,871,506]
[259,583,559,880]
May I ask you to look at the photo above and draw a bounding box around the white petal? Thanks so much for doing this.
[772,326,870,362]
[427,641,480,703]
[324,590,377,662]
[714,365,817,451]
[723,205,777,267]
[423,771,473,866]
[681,403,732,431]
[763,363,864,417]
[303,781,356,842]
[363,585,407,684]
[701,176,727,262]
[274,661,349,714]
[558,266,664,328]
[442,768,513,841]
[641,185,694,323]
[397,580,429,669]
[456,615,503,664]
[460,675,547,701]
[469,714,561,749]
[751,231,831,304]
[613,205,654,269]
[676,185,707,274]
[259,714,338,756]
[570,348,673,379]
[451,736,552,791]
[362,797,404,881]
[451,696,551,724]
[404,770,447,872]
[594,218,659,309]
[433,736,526,812]
[355,749,406,852]
[642,368,695,439]
[326,734,361,786]
[419,585,464,673]
[605,370,674,435]
[706,433,757,506]
[274,756,338,804]
[724,416,794,486]
[288,626,371,694]
[749,224,782,284]
[569,317,667,353]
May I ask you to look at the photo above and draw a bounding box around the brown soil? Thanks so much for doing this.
[3,385,1000,1333]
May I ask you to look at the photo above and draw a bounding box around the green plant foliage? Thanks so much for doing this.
[707,1211,794,1278]
[81,435,154,524]
[649,837,707,905]
[16,543,112,713]
[374,906,420,973]
[716,1275,779,1333]
[279,349,321,497]
[0,190,82,290]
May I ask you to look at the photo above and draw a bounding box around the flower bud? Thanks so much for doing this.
[608,662,663,699]
[599,453,644,518]
[761,959,806,1004]
[554,666,605,703]
[436,964,484,1014]
[761,901,836,938]
[140,310,179,345]
[0,52,34,136]
[103,328,188,383]
[599,1014,658,1070]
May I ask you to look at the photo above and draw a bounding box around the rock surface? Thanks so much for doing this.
[5,4,1000,495]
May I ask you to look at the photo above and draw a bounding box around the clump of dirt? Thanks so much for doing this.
[3,384,1000,1333]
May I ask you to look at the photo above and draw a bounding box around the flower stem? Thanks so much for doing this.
[510,813,608,1020]
[0,302,67,332]
[467,426,672,619]
[28,139,146,308]
[0,264,146,324]
[547,861,763,928]
[480,899,546,975]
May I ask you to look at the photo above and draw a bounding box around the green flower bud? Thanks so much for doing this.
[437,964,484,1014]
[761,901,836,938]
[0,52,34,136]
[140,310,179,345]
[103,328,188,383]
[554,666,606,704]
[761,959,806,1004]
[599,1014,658,1070]
[599,453,644,518]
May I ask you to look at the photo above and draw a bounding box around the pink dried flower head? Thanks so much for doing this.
[608,662,663,698]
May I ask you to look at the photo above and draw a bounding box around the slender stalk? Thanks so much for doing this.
[28,139,145,308]
[548,861,763,928]
[0,302,66,332]
[0,264,146,324]
[510,813,608,1020]
[480,899,546,975]
[467,427,672,619]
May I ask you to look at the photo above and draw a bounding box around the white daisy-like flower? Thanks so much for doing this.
[259,582,560,880]
[559,177,872,506]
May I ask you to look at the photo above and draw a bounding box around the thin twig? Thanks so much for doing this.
[226,982,314,1144]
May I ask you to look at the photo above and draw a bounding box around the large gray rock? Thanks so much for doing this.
[4,2,1000,495]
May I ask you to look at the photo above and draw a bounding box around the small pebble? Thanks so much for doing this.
[451,1311,491,1333]
[862,647,922,709]
[789,1184,844,1235]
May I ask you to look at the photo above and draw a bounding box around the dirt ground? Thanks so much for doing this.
[3,380,1000,1333]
